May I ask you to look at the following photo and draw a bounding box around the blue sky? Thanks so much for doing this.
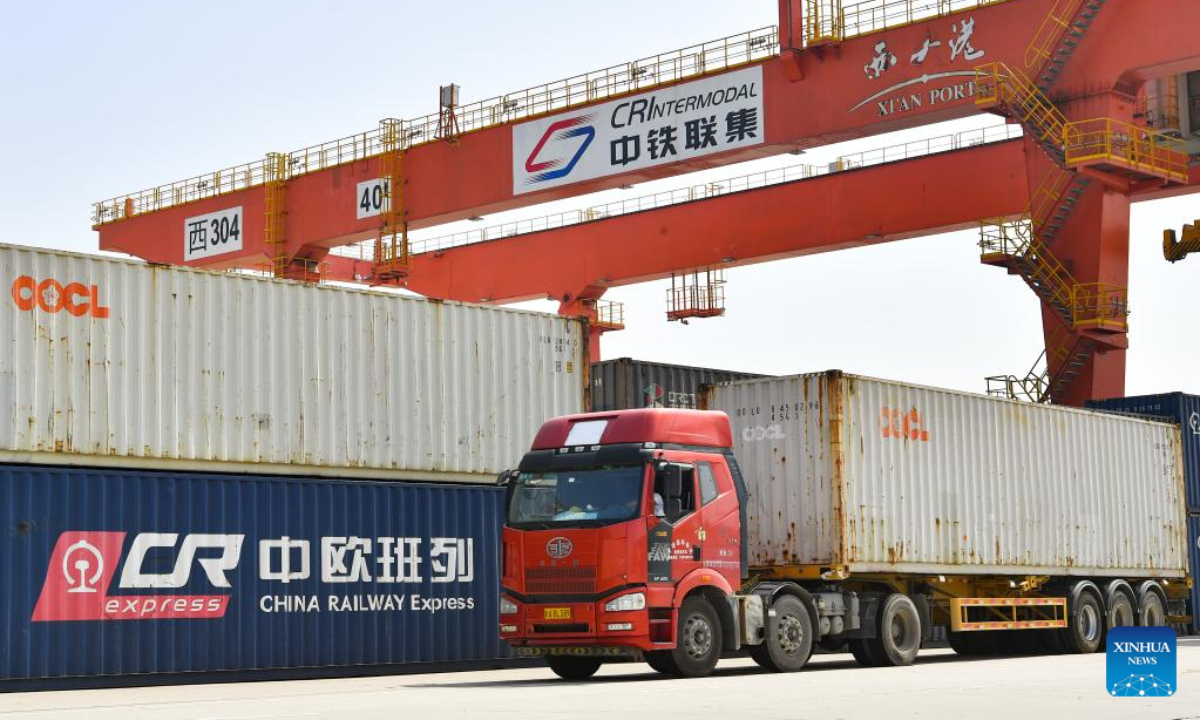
[1,0,1196,395]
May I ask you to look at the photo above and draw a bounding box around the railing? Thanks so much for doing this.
[591,299,626,330]
[1063,118,1190,183]
[94,27,777,225]
[975,62,1070,145]
[1024,0,1085,71]
[667,282,726,321]
[328,123,1021,261]
[806,0,1014,44]
[1070,282,1129,331]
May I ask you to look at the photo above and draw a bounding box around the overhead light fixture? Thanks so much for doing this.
[468,216,484,222]
[619,184,635,190]
[788,149,807,156]
[720,257,736,263]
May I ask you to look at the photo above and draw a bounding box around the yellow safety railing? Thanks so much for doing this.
[591,299,626,330]
[1063,118,1190,183]
[1023,0,1085,71]
[1029,164,1074,231]
[805,0,1013,44]
[93,27,777,225]
[979,217,1128,332]
[263,153,288,277]
[975,62,1069,145]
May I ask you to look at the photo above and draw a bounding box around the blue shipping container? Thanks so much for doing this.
[0,464,506,684]
[1190,515,1200,635]
[1088,393,1200,512]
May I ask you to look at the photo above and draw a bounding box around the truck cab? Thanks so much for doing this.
[499,409,749,679]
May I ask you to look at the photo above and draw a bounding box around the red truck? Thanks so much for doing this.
[499,374,1190,679]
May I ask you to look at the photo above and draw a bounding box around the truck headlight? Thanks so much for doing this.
[604,592,646,612]
[500,596,519,615]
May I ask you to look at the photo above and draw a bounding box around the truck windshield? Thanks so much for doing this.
[507,466,645,528]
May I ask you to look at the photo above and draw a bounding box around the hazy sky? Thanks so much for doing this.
[1,0,1196,396]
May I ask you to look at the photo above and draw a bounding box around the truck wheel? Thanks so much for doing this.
[867,594,922,666]
[849,638,882,667]
[546,657,602,680]
[1059,590,1103,654]
[669,596,722,678]
[749,595,814,672]
[1107,590,1136,632]
[1138,589,1166,627]
[947,631,979,656]
[645,651,678,675]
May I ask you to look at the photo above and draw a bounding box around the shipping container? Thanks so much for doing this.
[590,357,764,412]
[0,243,584,482]
[0,463,506,684]
[1088,393,1200,513]
[705,372,1190,578]
[1190,514,1200,634]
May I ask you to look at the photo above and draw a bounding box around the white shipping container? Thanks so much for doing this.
[0,243,584,481]
[707,372,1189,578]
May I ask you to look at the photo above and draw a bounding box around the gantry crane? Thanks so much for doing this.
[92,0,1200,406]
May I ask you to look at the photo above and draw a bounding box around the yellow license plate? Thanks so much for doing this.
[543,607,572,620]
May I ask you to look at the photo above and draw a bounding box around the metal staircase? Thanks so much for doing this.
[1025,0,1107,90]
[987,324,1096,404]
[373,119,411,284]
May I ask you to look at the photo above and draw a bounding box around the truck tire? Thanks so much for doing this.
[1059,589,1104,654]
[849,638,883,667]
[546,657,603,680]
[866,594,922,666]
[748,595,814,673]
[1107,590,1136,632]
[645,651,678,675]
[669,596,722,678]
[1137,588,1166,627]
[947,631,980,656]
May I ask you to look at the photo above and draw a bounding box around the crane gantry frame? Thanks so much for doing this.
[93,0,1200,406]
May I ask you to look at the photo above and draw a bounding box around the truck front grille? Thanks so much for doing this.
[524,567,597,594]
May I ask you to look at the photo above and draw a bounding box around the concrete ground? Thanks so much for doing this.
[1,640,1197,719]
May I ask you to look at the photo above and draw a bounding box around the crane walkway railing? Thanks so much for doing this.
[805,0,1013,45]
[327,123,1022,262]
[93,27,778,225]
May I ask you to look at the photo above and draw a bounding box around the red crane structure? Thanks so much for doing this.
[92,0,1200,406]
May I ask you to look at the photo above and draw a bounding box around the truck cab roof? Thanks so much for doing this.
[530,408,732,450]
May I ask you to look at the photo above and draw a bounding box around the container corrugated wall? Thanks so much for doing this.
[0,243,583,481]
[707,372,1190,578]
[1088,393,1200,513]
[0,464,505,683]
[590,358,764,411]
[1189,514,1200,634]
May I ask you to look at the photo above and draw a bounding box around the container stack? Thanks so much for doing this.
[0,243,586,685]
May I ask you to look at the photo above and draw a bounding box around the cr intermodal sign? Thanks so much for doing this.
[2,465,506,682]
[512,66,765,193]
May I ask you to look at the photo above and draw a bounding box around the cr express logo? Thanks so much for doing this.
[32,531,243,622]
[524,115,596,184]
[11,275,110,318]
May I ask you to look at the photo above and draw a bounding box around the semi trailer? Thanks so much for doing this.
[499,372,1191,679]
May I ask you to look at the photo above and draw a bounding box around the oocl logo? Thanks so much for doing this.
[11,275,110,318]
[524,115,596,184]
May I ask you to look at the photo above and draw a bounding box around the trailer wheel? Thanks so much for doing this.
[947,631,980,656]
[849,638,882,667]
[1137,588,1166,627]
[749,595,814,673]
[546,656,602,680]
[667,596,722,678]
[1107,590,1136,632]
[1059,590,1104,654]
[866,594,922,666]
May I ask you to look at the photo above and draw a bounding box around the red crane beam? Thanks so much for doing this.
[323,139,1032,301]
[96,0,1065,268]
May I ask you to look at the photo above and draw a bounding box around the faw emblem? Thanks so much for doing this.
[546,537,573,560]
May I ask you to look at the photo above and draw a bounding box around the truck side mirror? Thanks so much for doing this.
[496,469,514,487]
